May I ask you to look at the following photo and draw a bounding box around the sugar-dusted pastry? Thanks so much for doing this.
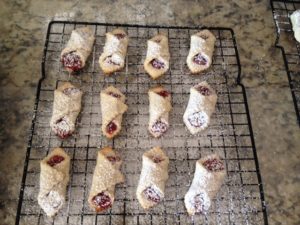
[291,10,300,43]
[144,34,170,79]
[50,82,83,139]
[186,30,216,74]
[136,147,169,210]
[37,148,70,217]
[100,86,128,139]
[148,86,172,138]
[99,28,129,74]
[88,147,124,212]
[184,154,226,215]
[61,27,95,72]
[183,81,217,134]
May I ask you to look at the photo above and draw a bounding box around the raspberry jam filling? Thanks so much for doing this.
[188,112,207,128]
[196,86,211,96]
[106,155,121,163]
[157,90,169,98]
[151,156,164,163]
[114,33,126,39]
[151,59,165,69]
[198,34,209,40]
[106,121,118,135]
[193,53,208,66]
[193,193,206,213]
[54,117,71,139]
[47,155,65,167]
[92,192,112,212]
[62,87,80,96]
[107,92,121,99]
[151,120,168,134]
[61,52,82,71]
[202,158,224,172]
[105,56,120,66]
[143,187,161,203]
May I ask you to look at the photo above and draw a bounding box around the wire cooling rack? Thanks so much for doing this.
[271,0,300,126]
[15,21,268,225]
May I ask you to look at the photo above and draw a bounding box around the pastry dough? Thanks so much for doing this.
[37,148,70,217]
[144,34,170,79]
[100,86,128,139]
[99,28,129,74]
[291,10,300,43]
[88,147,124,212]
[61,27,95,72]
[186,30,216,74]
[136,147,169,210]
[50,82,83,139]
[184,154,226,215]
[148,86,172,138]
[183,81,217,134]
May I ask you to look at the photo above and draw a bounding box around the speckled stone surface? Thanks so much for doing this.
[0,0,299,224]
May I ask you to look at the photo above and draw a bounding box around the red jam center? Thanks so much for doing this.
[151,120,168,134]
[54,118,71,139]
[106,121,117,135]
[151,59,165,69]
[194,193,205,213]
[196,86,211,96]
[106,156,121,163]
[203,158,224,172]
[107,92,121,98]
[188,112,206,128]
[106,56,120,66]
[193,54,208,66]
[92,192,112,212]
[62,87,80,96]
[199,34,209,40]
[157,90,169,98]
[143,187,161,203]
[62,52,82,71]
[47,155,65,167]
[114,33,126,39]
[151,156,164,163]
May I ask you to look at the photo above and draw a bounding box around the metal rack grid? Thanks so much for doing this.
[15,21,268,225]
[271,0,300,126]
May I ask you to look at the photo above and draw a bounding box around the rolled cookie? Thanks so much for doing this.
[88,147,124,212]
[37,148,70,217]
[144,34,170,79]
[184,154,226,215]
[50,82,83,139]
[136,147,169,210]
[99,28,129,74]
[186,30,216,74]
[183,81,217,134]
[148,86,172,138]
[61,27,95,72]
[100,86,128,139]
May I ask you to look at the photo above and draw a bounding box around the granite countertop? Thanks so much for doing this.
[0,0,299,224]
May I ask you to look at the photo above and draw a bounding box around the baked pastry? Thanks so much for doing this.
[136,147,169,210]
[99,28,129,74]
[100,86,128,139]
[50,82,82,139]
[37,148,70,217]
[291,10,300,43]
[148,86,172,138]
[183,81,217,134]
[144,34,170,79]
[184,154,226,215]
[61,27,95,72]
[88,147,124,212]
[186,30,216,74]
